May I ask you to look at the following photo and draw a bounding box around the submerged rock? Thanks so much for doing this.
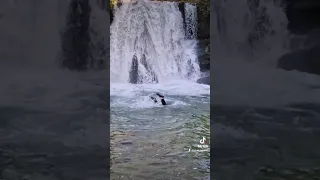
[197,76,210,85]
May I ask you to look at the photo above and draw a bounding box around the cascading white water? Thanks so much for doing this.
[185,3,197,39]
[110,0,200,83]
[0,0,70,67]
[0,0,109,69]
[212,0,289,67]
[110,3,210,177]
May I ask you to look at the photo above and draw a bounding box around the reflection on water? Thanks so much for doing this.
[110,94,210,180]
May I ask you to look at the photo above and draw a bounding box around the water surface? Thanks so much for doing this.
[110,81,210,179]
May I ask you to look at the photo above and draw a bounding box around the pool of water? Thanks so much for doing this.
[110,81,210,179]
[0,68,110,180]
[211,103,320,180]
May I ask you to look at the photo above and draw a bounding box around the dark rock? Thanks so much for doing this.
[97,0,106,10]
[304,29,320,47]
[61,0,91,71]
[277,49,312,72]
[110,9,114,24]
[277,43,320,75]
[197,76,210,85]
[178,3,186,34]
[129,55,139,84]
[119,141,133,145]
[197,40,208,57]
[197,13,210,39]
[199,57,210,71]
[310,43,320,74]
[141,54,158,83]
[197,40,210,71]
[129,54,159,84]
[286,0,320,34]
[292,1,320,9]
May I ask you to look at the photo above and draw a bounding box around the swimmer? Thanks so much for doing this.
[150,93,167,105]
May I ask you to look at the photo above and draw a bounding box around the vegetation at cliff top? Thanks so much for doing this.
[177,0,210,21]
[110,0,209,21]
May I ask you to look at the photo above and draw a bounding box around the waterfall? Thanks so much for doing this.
[0,0,69,68]
[110,0,200,84]
[212,0,289,66]
[185,3,197,39]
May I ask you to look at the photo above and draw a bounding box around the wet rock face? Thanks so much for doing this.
[277,43,320,76]
[129,54,158,84]
[178,2,186,33]
[286,0,320,34]
[61,0,90,71]
[140,54,158,83]
[276,0,320,76]
[129,55,139,84]
[197,16,210,40]
[197,76,210,85]
[197,40,210,71]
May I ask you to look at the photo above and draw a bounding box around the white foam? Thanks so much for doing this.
[110,0,200,83]
[110,81,210,108]
[111,81,209,97]
[210,0,320,107]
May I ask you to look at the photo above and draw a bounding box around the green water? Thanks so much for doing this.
[110,95,210,180]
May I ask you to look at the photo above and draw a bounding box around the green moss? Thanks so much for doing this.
[110,0,120,10]
[196,0,210,22]
[110,0,115,10]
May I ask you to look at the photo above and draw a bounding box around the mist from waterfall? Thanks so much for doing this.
[110,0,200,83]
[212,0,289,67]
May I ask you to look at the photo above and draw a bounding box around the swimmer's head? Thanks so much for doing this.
[150,96,157,103]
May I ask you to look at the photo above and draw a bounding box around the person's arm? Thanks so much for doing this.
[160,98,166,105]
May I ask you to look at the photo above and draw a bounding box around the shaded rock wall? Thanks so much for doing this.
[277,43,320,75]
[61,0,109,71]
[276,0,320,76]
[286,0,320,34]
[61,0,91,71]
